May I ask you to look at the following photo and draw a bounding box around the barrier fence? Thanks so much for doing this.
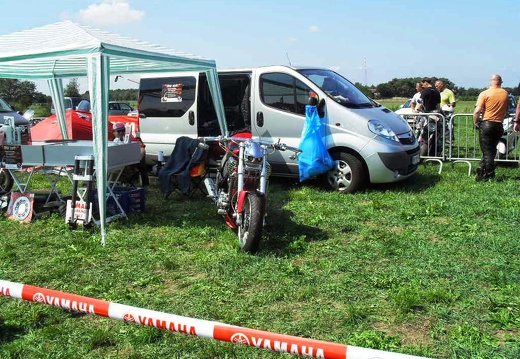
[401,112,519,175]
[0,279,432,359]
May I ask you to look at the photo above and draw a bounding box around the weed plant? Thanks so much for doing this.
[0,163,519,358]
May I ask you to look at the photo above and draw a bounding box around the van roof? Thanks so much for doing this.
[139,65,331,78]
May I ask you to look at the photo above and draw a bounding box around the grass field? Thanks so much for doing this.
[378,99,477,114]
[1,161,519,359]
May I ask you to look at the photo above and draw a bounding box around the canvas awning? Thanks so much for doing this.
[0,20,228,244]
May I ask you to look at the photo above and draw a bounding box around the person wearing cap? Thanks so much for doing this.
[417,77,440,113]
[473,74,508,181]
[112,121,149,186]
[112,122,128,144]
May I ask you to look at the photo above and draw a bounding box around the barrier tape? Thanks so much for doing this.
[0,280,431,359]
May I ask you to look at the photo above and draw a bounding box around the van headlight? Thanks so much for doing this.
[368,120,399,142]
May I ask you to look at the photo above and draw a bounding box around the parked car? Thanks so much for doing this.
[108,101,134,116]
[0,97,30,126]
[50,96,88,114]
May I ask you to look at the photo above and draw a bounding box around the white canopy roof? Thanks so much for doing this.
[0,20,227,244]
[0,20,219,78]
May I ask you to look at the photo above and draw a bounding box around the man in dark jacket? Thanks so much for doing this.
[417,77,441,113]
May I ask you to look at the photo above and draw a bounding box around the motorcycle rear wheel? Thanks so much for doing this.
[237,193,263,254]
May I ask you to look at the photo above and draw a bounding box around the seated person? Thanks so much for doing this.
[112,122,149,186]
[112,122,130,144]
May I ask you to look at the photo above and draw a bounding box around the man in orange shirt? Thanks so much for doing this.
[473,74,509,181]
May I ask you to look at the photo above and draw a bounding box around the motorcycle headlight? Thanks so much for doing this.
[368,120,399,142]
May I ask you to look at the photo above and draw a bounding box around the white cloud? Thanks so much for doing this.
[287,37,298,44]
[77,0,144,26]
[308,25,320,32]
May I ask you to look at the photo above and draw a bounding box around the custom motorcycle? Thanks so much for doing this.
[200,134,300,254]
[497,115,518,158]
[416,113,445,157]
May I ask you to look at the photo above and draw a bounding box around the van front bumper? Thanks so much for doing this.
[371,145,420,182]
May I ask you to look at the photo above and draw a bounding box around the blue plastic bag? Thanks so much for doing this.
[298,105,334,182]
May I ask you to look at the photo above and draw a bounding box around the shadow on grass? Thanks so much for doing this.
[261,178,329,256]
[370,171,441,193]
[116,177,323,254]
[0,318,26,345]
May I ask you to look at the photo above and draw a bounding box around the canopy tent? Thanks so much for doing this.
[0,20,228,244]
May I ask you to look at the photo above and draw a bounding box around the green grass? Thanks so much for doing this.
[1,165,520,358]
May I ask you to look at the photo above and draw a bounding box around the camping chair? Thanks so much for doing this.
[158,136,209,199]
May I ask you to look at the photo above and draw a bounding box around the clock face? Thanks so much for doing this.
[12,196,31,221]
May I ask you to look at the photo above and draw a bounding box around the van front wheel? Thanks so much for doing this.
[321,152,366,193]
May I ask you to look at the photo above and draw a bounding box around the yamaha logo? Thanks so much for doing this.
[123,313,136,323]
[230,332,250,345]
[33,292,46,304]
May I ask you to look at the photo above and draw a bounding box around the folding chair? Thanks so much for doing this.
[158,136,208,199]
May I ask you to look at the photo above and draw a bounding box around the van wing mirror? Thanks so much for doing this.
[317,98,326,118]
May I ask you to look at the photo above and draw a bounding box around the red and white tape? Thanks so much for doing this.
[0,280,431,359]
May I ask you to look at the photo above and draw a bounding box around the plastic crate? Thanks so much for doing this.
[92,186,145,215]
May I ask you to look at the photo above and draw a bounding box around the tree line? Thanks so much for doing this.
[353,77,520,101]
[0,78,139,114]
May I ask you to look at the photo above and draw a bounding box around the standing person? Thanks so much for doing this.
[473,74,509,181]
[435,80,457,141]
[515,97,520,133]
[417,77,440,113]
[435,80,456,109]
[410,82,423,113]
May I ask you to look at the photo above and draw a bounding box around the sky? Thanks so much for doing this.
[2,0,519,95]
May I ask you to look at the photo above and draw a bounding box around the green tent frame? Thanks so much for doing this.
[0,21,228,244]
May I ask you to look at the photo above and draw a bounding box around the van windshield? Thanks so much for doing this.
[298,69,376,109]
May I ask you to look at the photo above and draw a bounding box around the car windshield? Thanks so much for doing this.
[77,100,91,112]
[0,98,14,112]
[297,68,375,108]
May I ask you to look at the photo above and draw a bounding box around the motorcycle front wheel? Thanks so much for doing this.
[237,193,264,254]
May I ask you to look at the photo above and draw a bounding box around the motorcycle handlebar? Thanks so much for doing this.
[198,136,302,154]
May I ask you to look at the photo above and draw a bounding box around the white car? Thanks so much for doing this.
[394,99,418,129]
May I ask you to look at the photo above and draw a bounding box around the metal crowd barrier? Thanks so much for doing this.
[401,112,519,175]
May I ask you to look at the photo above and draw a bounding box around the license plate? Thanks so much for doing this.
[412,154,420,165]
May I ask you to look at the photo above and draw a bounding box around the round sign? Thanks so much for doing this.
[12,195,31,221]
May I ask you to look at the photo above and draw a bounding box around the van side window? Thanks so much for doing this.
[139,77,196,118]
[259,73,310,116]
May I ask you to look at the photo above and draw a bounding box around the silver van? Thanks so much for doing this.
[138,65,419,193]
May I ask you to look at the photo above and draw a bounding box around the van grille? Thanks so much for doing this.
[398,130,416,145]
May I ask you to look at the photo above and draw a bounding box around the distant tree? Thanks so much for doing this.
[0,79,21,102]
[513,82,520,96]
[0,78,42,111]
[16,81,38,110]
[64,78,80,97]
[353,82,372,98]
